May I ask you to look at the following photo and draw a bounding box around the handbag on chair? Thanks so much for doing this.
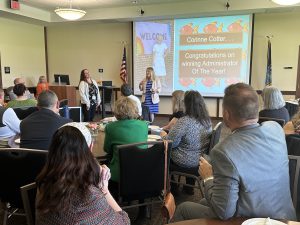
[161,140,176,222]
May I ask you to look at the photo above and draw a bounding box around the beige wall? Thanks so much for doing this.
[46,22,132,87]
[45,12,300,115]
[251,12,300,91]
[0,17,46,88]
[45,22,221,115]
[2,11,299,115]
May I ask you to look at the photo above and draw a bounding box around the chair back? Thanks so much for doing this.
[59,99,68,108]
[118,141,171,201]
[205,122,222,155]
[142,104,151,122]
[13,107,38,120]
[288,155,300,219]
[59,106,70,119]
[0,148,47,208]
[285,101,299,118]
[5,86,13,101]
[20,182,37,225]
[286,134,300,156]
[258,116,285,127]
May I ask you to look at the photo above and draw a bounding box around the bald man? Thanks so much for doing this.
[8,77,34,100]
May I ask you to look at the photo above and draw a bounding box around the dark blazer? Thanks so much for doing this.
[20,108,72,150]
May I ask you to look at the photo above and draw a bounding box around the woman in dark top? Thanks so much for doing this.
[79,69,101,122]
[162,90,185,131]
[259,86,289,123]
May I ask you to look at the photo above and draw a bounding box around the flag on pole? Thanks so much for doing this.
[120,47,127,84]
[265,39,272,86]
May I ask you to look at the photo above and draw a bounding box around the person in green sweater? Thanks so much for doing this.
[6,83,37,108]
[104,97,148,194]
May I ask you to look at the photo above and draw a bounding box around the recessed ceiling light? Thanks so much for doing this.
[271,0,300,5]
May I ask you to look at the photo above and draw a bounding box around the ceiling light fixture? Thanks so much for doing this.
[271,0,300,5]
[55,0,86,21]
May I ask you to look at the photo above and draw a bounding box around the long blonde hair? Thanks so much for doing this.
[172,90,185,113]
[146,67,156,81]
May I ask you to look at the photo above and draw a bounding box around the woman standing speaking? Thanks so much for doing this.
[139,67,161,122]
[79,69,101,122]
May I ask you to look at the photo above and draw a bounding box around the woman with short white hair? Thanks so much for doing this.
[259,86,289,123]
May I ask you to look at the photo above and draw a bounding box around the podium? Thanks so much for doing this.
[49,85,77,107]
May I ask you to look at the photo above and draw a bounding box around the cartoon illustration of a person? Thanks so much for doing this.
[152,34,168,87]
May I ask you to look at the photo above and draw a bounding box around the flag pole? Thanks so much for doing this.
[120,41,128,84]
[265,36,273,87]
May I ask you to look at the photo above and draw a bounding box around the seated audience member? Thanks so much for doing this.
[36,75,49,97]
[36,123,130,225]
[0,88,20,147]
[162,90,185,131]
[6,83,37,108]
[259,86,289,123]
[161,90,212,195]
[284,109,300,134]
[20,90,72,150]
[104,98,148,190]
[173,83,296,221]
[7,77,34,100]
[120,83,142,116]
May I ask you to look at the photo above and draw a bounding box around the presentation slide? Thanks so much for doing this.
[133,15,252,97]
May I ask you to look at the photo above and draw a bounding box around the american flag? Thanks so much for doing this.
[265,39,272,86]
[120,47,127,84]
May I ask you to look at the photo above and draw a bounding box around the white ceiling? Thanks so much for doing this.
[3,0,300,24]
[20,0,202,10]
